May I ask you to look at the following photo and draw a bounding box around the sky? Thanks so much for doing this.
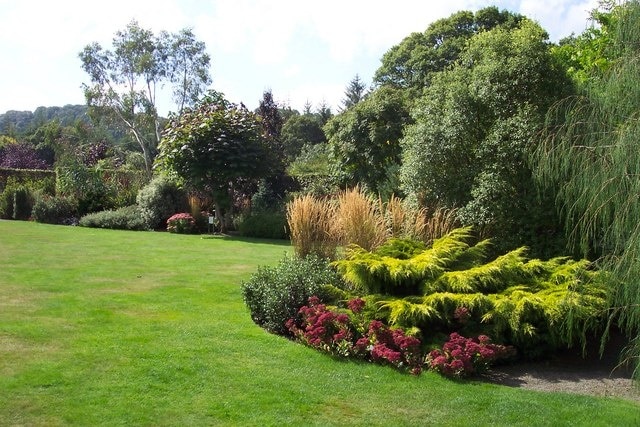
[0,0,599,116]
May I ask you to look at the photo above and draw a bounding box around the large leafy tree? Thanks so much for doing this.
[533,0,640,378]
[280,113,326,162]
[551,0,624,86]
[373,7,523,93]
[155,91,270,231]
[79,20,211,173]
[324,85,411,196]
[400,19,572,256]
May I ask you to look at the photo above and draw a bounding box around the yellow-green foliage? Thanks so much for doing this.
[333,227,486,295]
[427,247,528,294]
[334,226,610,356]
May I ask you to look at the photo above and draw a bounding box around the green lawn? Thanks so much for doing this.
[0,220,638,426]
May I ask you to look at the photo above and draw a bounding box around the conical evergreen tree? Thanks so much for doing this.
[341,74,368,110]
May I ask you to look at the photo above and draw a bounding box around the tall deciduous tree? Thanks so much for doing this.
[155,91,270,231]
[533,0,640,378]
[374,7,523,93]
[325,85,411,196]
[79,20,211,173]
[400,19,572,256]
[163,28,212,112]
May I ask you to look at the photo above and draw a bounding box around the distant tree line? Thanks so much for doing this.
[0,105,90,135]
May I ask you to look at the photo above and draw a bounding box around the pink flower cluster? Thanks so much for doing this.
[285,296,353,356]
[347,297,365,314]
[354,320,423,375]
[167,212,196,234]
[286,296,423,375]
[426,332,514,378]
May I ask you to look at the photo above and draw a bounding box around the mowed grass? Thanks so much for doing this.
[0,221,638,426]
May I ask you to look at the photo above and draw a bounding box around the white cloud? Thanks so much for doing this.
[0,0,604,114]
[519,0,599,40]
[308,0,480,61]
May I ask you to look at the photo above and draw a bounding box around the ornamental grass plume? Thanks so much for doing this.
[287,194,337,259]
[381,196,458,244]
[420,205,459,245]
[334,186,387,251]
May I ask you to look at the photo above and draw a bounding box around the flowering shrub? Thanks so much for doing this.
[286,296,355,357]
[347,297,366,314]
[355,320,423,375]
[426,332,515,378]
[167,212,196,234]
[287,296,423,374]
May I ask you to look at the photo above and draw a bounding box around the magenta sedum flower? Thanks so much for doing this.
[285,295,424,375]
[347,297,366,314]
[426,333,515,378]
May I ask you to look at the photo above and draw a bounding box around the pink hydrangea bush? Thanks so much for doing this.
[426,332,515,378]
[167,213,196,234]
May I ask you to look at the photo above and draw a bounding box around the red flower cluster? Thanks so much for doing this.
[347,297,365,314]
[287,296,423,374]
[286,296,354,356]
[426,332,514,378]
[355,320,423,375]
[167,213,196,234]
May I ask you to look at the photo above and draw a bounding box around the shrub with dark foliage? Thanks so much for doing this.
[237,211,288,239]
[241,254,345,335]
[0,143,50,170]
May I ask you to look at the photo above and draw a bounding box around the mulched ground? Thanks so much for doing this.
[481,334,639,402]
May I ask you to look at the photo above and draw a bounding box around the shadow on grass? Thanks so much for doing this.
[199,233,292,247]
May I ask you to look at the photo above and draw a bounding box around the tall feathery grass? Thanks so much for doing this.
[419,205,460,244]
[334,186,387,251]
[287,187,459,257]
[381,195,458,244]
[286,194,337,258]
